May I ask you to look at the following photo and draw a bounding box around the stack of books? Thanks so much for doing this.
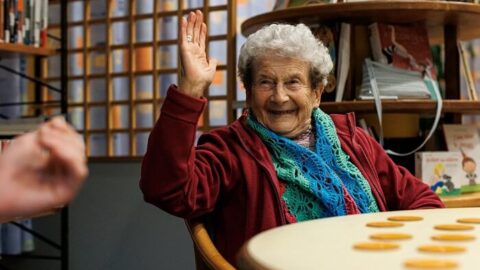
[0,116,45,136]
[358,59,433,100]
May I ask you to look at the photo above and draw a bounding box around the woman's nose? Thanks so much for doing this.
[270,84,289,103]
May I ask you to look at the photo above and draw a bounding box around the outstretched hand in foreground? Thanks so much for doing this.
[0,117,88,222]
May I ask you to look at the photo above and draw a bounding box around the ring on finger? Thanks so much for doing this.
[186,34,193,42]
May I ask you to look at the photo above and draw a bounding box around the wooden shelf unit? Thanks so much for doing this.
[241,1,480,116]
[241,1,480,42]
[0,43,56,56]
[320,100,480,115]
[0,2,70,270]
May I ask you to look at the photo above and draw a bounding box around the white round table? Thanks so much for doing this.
[237,208,480,270]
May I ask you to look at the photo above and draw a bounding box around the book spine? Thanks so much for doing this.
[5,0,14,43]
[32,0,40,47]
[459,42,478,101]
[23,0,29,44]
[40,0,47,47]
[16,0,23,44]
[368,23,386,64]
[0,0,3,43]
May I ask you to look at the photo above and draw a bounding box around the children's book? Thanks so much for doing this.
[415,151,465,197]
[442,124,480,193]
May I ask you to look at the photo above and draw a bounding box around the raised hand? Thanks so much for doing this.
[0,117,88,221]
[178,10,218,98]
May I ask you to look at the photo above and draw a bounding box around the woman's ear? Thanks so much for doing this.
[313,84,324,107]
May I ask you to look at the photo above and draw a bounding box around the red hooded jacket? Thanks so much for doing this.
[140,85,444,265]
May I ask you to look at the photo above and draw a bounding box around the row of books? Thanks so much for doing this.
[459,40,480,101]
[0,116,44,136]
[0,0,48,47]
[273,1,480,102]
[294,20,439,102]
[0,139,35,255]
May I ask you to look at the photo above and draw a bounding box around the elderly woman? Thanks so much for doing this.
[140,10,443,265]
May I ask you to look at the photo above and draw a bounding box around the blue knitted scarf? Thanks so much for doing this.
[247,108,379,221]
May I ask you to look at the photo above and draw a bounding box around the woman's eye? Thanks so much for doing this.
[259,80,274,86]
[286,80,301,87]
[287,79,299,84]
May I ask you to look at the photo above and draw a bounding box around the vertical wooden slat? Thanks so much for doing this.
[129,0,135,155]
[176,0,184,92]
[60,1,68,117]
[106,0,113,156]
[444,24,461,124]
[152,0,159,130]
[227,0,237,123]
[83,0,90,156]
[203,0,211,131]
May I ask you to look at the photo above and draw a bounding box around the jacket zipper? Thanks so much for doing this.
[233,126,287,225]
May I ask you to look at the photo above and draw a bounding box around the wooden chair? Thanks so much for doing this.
[185,219,236,270]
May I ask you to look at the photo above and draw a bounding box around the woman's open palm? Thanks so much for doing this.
[179,10,217,97]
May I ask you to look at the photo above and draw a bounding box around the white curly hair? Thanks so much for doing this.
[238,23,333,91]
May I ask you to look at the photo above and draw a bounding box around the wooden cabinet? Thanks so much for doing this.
[241,1,480,115]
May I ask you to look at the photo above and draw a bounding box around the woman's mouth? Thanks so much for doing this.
[268,109,296,115]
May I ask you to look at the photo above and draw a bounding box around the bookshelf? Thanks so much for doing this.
[46,0,237,159]
[0,0,69,269]
[0,43,56,56]
[241,1,480,115]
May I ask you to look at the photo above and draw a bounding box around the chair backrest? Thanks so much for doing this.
[185,219,236,270]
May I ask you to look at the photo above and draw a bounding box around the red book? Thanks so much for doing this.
[369,22,437,80]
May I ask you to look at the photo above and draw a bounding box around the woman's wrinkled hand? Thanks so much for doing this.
[178,10,218,98]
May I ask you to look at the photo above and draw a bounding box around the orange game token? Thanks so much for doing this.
[456,218,480,224]
[370,233,412,240]
[434,224,474,231]
[418,245,466,253]
[353,242,399,250]
[387,215,423,222]
[366,221,404,228]
[432,234,476,241]
[404,259,458,269]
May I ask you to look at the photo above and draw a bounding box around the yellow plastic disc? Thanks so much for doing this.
[353,242,399,250]
[387,215,423,222]
[370,233,412,240]
[366,221,404,228]
[418,245,466,253]
[431,234,475,241]
[404,259,458,269]
[434,224,474,231]
[456,217,480,224]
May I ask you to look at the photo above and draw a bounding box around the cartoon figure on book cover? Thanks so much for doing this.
[461,150,477,186]
[430,163,456,194]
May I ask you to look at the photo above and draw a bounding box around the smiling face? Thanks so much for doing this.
[247,56,322,138]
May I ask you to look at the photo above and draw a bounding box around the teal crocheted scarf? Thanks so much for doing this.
[247,108,379,221]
